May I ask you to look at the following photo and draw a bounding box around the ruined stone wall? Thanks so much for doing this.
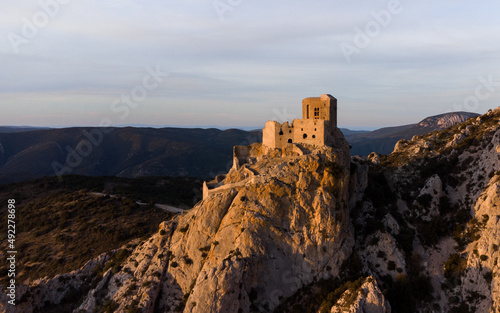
[262,94,337,149]
[263,119,334,148]
[323,94,337,127]
[262,121,277,148]
[262,120,294,149]
[292,119,328,146]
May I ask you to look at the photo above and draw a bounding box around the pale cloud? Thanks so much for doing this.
[1,0,499,128]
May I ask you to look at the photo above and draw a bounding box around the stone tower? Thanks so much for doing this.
[302,94,337,127]
[262,94,338,149]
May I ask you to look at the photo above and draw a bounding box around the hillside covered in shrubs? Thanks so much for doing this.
[0,175,201,287]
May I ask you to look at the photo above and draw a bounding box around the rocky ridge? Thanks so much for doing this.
[4,128,366,312]
[1,107,499,313]
[416,112,480,130]
[329,276,390,313]
[347,111,480,156]
[352,107,500,312]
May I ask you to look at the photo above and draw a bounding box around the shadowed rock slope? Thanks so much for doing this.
[345,107,500,313]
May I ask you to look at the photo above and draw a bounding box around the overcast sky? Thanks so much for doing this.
[1,0,499,129]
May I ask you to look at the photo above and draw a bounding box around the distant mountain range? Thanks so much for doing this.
[0,127,261,184]
[344,111,480,156]
[0,126,51,133]
[0,111,479,184]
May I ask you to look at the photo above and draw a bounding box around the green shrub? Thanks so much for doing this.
[439,196,453,214]
[417,215,448,247]
[102,300,119,313]
[318,277,365,313]
[483,271,493,284]
[444,253,466,280]
[416,194,433,208]
[198,245,211,252]
[387,261,396,271]
[367,236,380,246]
[183,256,193,265]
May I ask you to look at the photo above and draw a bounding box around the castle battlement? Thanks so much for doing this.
[262,94,337,149]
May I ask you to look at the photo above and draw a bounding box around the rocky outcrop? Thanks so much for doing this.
[111,132,352,312]
[458,179,500,312]
[8,128,353,313]
[351,106,500,313]
[3,107,500,313]
[1,252,113,313]
[416,112,479,129]
[329,277,391,313]
[348,111,480,156]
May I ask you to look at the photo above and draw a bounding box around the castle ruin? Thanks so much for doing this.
[262,94,337,148]
[202,94,338,200]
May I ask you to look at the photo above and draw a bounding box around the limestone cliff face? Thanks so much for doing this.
[329,277,391,313]
[5,108,500,313]
[457,178,500,312]
[0,252,112,313]
[348,106,500,313]
[6,129,353,313]
[416,112,479,130]
[104,130,353,312]
[181,139,352,312]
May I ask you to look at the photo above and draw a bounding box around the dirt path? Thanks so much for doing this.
[88,192,186,214]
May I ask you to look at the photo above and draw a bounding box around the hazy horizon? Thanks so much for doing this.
[2,1,499,129]
[0,123,377,132]
[0,107,487,132]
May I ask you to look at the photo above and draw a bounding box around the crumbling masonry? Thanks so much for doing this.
[262,94,337,148]
[203,94,338,200]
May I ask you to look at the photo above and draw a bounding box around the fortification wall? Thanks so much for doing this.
[262,120,294,149]
[293,119,328,146]
[203,166,256,200]
[262,119,334,148]
[262,94,337,149]
[262,121,277,148]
